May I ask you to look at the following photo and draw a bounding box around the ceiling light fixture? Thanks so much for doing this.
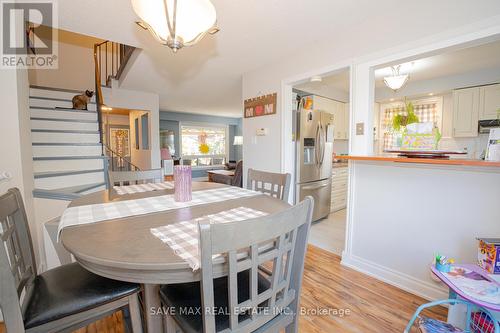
[131,0,219,53]
[310,75,322,83]
[383,65,409,92]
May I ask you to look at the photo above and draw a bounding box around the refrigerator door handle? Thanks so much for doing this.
[315,124,321,167]
[320,123,326,165]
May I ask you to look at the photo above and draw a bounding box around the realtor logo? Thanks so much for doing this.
[1,0,58,69]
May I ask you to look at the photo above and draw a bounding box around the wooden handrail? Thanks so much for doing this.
[93,40,136,160]
[104,144,141,172]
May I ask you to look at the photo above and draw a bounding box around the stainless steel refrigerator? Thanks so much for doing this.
[294,96,334,221]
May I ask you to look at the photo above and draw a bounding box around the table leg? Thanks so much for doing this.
[143,284,164,333]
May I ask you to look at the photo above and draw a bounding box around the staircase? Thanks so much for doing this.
[30,86,107,201]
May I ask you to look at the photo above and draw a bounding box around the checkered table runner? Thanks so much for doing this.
[150,207,268,271]
[58,187,261,240]
[113,181,174,195]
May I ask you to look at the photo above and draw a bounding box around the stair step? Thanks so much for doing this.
[33,155,105,161]
[33,182,106,201]
[30,85,97,103]
[31,108,98,121]
[33,158,104,173]
[30,116,97,123]
[32,144,102,157]
[31,130,100,144]
[32,142,101,146]
[34,170,105,190]
[34,169,103,179]
[31,118,98,131]
[31,106,97,114]
[30,97,97,111]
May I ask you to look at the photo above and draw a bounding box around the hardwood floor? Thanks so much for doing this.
[0,245,446,333]
[298,245,446,332]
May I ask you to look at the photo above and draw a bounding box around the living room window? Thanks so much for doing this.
[180,124,228,167]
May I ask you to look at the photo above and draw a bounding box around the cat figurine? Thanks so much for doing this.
[72,90,94,110]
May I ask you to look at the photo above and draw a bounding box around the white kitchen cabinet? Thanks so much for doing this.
[330,166,348,212]
[333,101,345,140]
[452,87,480,138]
[314,96,348,140]
[479,83,500,120]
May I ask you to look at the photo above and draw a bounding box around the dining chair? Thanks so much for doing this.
[108,168,163,187]
[0,188,144,333]
[247,168,291,201]
[159,196,314,333]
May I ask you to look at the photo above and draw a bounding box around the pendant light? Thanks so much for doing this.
[131,0,219,53]
[383,65,409,92]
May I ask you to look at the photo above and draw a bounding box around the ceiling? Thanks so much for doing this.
[295,39,500,97]
[374,39,500,88]
[295,70,350,96]
[56,1,500,117]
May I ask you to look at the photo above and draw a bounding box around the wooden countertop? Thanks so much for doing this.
[336,155,500,168]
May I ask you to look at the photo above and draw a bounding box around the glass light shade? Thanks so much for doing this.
[233,136,243,145]
[131,0,217,51]
[383,74,409,91]
[383,65,409,92]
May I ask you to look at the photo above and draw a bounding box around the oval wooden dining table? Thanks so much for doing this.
[60,182,290,332]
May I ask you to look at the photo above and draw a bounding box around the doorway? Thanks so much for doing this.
[292,68,351,255]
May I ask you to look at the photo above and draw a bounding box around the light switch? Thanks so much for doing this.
[356,123,364,135]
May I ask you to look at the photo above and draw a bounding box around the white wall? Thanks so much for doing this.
[0,69,39,265]
[129,110,152,170]
[242,7,500,301]
[343,162,500,299]
[242,11,500,175]
[102,83,160,169]
[28,28,103,92]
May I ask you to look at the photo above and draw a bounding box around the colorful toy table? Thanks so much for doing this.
[431,264,500,312]
[431,264,500,327]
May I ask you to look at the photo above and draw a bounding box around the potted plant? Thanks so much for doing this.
[391,100,419,147]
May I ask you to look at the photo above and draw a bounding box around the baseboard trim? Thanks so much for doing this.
[341,253,447,301]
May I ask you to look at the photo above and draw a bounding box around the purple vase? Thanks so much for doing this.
[174,165,192,202]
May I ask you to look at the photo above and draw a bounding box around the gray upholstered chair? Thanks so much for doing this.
[0,188,143,333]
[246,168,291,201]
[210,160,243,187]
[159,196,314,333]
[108,168,163,188]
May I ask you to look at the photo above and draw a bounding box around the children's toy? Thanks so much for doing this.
[405,299,499,333]
[435,254,455,273]
[478,238,500,274]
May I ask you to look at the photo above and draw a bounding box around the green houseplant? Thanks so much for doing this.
[392,101,419,131]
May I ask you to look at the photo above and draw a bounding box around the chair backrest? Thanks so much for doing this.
[198,196,314,332]
[108,168,163,187]
[247,168,291,201]
[231,160,243,187]
[0,188,37,332]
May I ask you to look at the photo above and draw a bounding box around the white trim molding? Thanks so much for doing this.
[341,253,448,301]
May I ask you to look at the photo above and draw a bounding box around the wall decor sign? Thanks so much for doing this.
[244,93,277,118]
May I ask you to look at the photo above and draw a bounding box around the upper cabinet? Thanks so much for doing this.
[452,87,479,137]
[480,83,500,120]
[452,83,500,137]
[313,95,348,140]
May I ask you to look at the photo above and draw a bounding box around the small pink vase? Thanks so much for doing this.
[174,165,192,202]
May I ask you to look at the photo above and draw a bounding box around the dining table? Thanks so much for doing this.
[60,181,291,332]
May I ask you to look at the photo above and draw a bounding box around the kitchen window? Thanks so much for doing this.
[180,124,228,167]
[380,97,443,150]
